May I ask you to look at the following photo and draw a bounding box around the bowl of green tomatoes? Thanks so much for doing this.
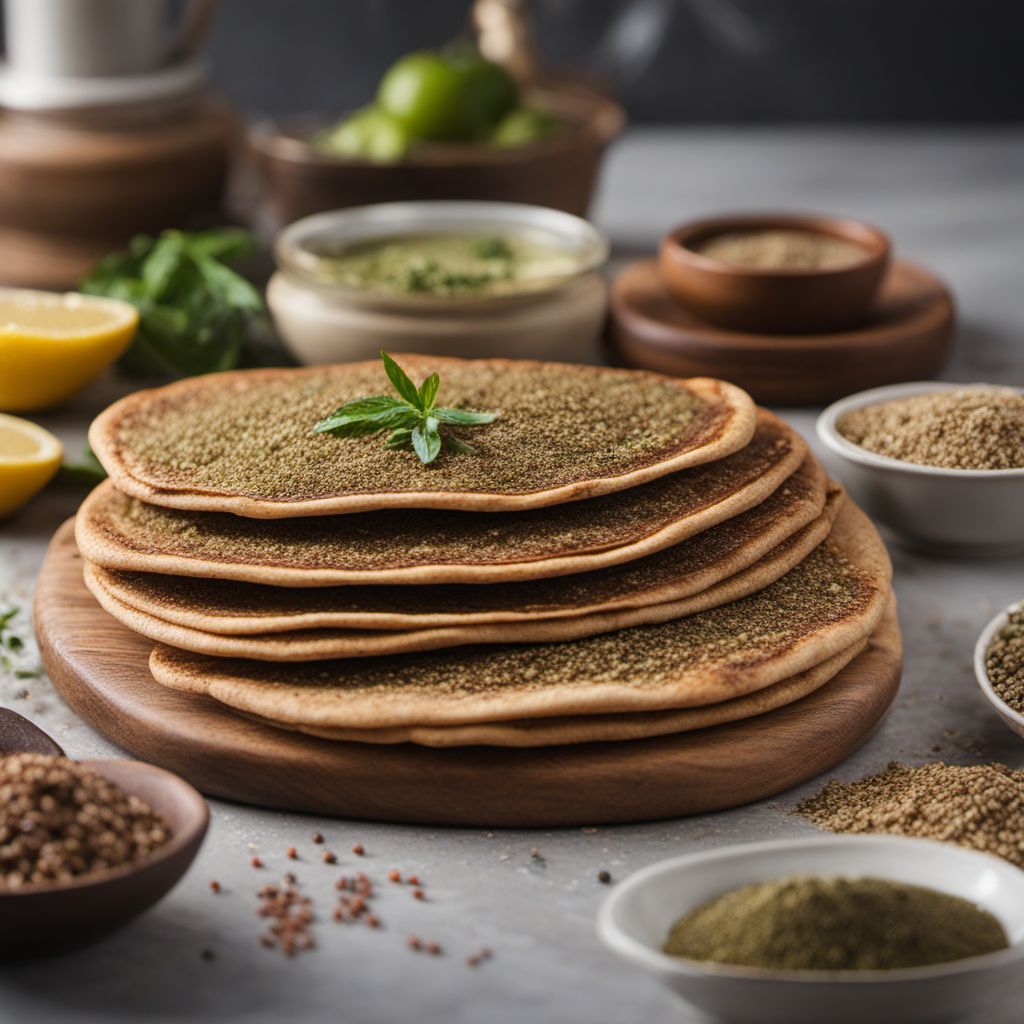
[249,44,624,225]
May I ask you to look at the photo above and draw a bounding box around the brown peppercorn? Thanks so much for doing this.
[209,880,222,894]
[407,935,422,951]
[351,843,365,856]
[250,856,263,869]
[286,846,298,860]
[322,850,337,865]
[388,869,401,883]
[412,889,426,902]
[597,870,612,884]
[312,832,324,845]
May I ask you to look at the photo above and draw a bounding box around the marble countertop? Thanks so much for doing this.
[2,127,1023,1024]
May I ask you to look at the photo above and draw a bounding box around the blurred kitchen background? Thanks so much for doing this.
[197,0,1022,122]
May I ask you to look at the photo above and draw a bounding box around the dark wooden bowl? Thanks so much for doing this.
[249,89,624,225]
[609,258,954,406]
[0,758,208,958]
[658,213,891,334]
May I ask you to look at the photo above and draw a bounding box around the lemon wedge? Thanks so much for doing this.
[0,414,63,519]
[0,288,138,412]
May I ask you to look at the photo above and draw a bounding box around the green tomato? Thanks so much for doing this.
[490,106,561,148]
[316,106,410,162]
[453,55,518,138]
[377,51,467,140]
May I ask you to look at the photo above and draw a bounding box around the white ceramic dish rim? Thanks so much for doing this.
[274,200,610,311]
[597,834,1024,985]
[974,598,1024,729]
[817,381,1024,480]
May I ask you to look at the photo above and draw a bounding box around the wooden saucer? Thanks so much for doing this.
[35,521,902,827]
[608,259,954,406]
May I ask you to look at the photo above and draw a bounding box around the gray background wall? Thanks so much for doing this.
[203,0,1024,122]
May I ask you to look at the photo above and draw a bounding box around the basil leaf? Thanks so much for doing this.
[418,372,440,411]
[411,419,442,464]
[325,396,411,420]
[380,351,422,408]
[432,407,499,425]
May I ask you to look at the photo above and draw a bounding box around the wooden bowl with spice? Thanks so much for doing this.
[818,381,1024,554]
[0,747,209,958]
[658,213,890,334]
[598,835,1024,1024]
[975,600,1024,740]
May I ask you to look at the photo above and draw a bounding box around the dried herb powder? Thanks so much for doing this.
[692,229,867,271]
[836,386,1024,470]
[797,762,1024,867]
[986,605,1024,713]
[0,753,171,889]
[663,875,1007,971]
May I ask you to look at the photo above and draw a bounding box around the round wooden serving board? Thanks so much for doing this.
[608,258,954,406]
[35,521,902,827]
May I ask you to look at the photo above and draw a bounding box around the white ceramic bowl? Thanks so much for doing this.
[267,200,610,365]
[597,835,1024,1024]
[974,598,1024,738]
[817,381,1024,555]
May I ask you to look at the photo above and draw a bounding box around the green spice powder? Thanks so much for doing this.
[663,875,1008,972]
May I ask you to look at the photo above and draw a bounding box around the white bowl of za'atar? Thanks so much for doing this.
[816,381,1024,555]
[597,835,1024,1024]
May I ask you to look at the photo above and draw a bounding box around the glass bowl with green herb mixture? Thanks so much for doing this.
[268,201,609,364]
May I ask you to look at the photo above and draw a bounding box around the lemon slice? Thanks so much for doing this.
[0,288,138,412]
[0,414,63,519]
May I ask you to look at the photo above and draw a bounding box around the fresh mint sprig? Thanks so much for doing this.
[313,352,498,465]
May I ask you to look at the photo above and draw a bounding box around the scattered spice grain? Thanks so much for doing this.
[0,753,170,889]
[985,606,1024,713]
[797,761,1024,867]
[286,846,298,860]
[388,869,401,883]
[256,877,316,956]
[312,832,324,845]
[250,856,263,869]
[352,843,365,856]
[597,870,612,885]
[412,889,426,901]
[836,387,1024,470]
[322,850,337,865]
[209,880,222,894]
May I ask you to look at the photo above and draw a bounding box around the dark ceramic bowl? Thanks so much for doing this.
[249,88,624,226]
[658,213,890,334]
[0,758,208,958]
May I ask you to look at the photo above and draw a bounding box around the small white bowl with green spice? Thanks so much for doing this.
[267,200,609,365]
[975,599,1024,739]
[817,381,1024,554]
[598,835,1024,1024]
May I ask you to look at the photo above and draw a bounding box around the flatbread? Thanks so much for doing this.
[77,410,805,587]
[246,628,881,746]
[147,500,892,728]
[89,358,756,517]
[85,487,841,660]
[85,458,830,634]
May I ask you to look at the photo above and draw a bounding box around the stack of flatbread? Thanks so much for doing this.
[77,357,895,748]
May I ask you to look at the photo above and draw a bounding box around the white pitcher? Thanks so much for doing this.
[3,0,216,79]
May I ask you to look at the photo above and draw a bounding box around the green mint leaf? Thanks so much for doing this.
[432,407,499,426]
[418,372,440,411]
[324,396,412,420]
[380,352,422,408]
[411,419,442,464]
[386,428,414,448]
[443,435,479,456]
[314,405,419,437]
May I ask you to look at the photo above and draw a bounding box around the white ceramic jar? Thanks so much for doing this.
[267,201,610,365]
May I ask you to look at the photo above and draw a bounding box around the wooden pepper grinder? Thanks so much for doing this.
[0,0,236,289]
